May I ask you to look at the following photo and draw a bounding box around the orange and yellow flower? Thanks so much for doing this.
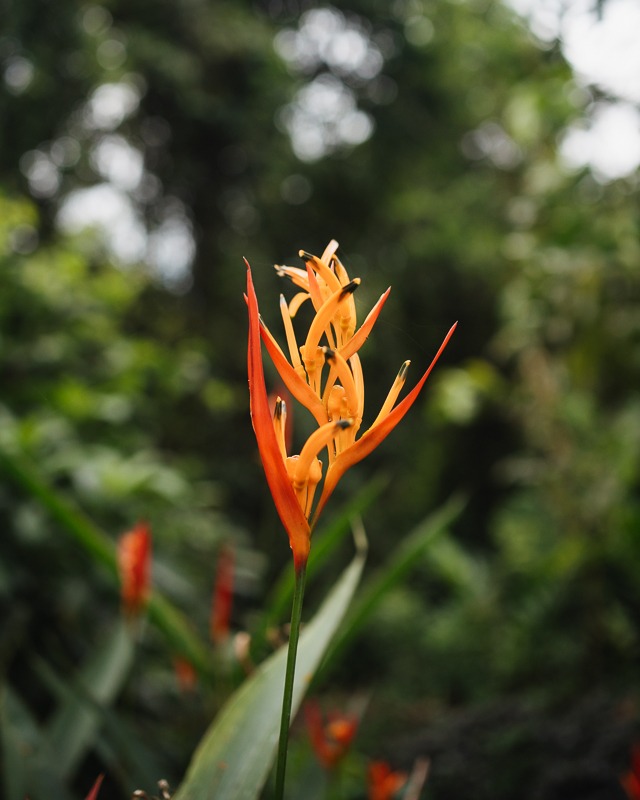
[246,240,456,570]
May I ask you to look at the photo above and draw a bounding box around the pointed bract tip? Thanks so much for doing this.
[243,257,251,269]
[340,278,360,298]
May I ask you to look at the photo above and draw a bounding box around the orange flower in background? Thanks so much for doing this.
[173,656,198,693]
[246,240,456,569]
[304,700,359,770]
[622,744,640,800]
[367,761,408,800]
[117,521,151,615]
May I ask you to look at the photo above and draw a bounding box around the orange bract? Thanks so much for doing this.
[622,745,640,800]
[304,700,358,770]
[246,241,456,567]
[117,521,151,615]
[367,761,407,800]
[84,774,104,800]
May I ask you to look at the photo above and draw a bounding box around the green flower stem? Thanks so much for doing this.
[274,562,307,800]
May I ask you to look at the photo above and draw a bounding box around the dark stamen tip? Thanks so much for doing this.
[336,419,352,430]
[298,249,318,262]
[323,346,336,360]
[340,278,360,298]
[274,397,285,419]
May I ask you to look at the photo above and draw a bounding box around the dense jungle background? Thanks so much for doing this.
[2,0,640,797]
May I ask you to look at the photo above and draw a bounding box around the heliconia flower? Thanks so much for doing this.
[210,543,234,645]
[246,242,456,568]
[304,700,359,770]
[117,521,152,615]
[367,761,407,800]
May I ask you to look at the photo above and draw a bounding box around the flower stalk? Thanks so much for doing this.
[274,562,307,800]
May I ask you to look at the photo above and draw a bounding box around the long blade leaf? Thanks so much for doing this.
[173,541,366,800]
[43,620,135,778]
[318,495,465,678]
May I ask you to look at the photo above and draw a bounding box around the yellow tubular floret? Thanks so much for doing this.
[306,263,326,312]
[304,279,360,356]
[331,254,349,285]
[303,457,323,517]
[320,239,340,265]
[292,419,352,491]
[349,353,365,428]
[280,295,304,376]
[300,249,342,296]
[370,360,411,429]
[326,384,347,422]
[288,291,310,317]
[273,397,288,460]
[299,343,325,396]
[322,347,360,419]
[275,265,310,291]
[331,256,357,344]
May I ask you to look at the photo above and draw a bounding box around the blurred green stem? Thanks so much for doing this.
[274,562,307,800]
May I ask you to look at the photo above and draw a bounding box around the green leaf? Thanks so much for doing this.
[0,687,74,800]
[173,541,366,800]
[318,495,465,678]
[43,619,135,779]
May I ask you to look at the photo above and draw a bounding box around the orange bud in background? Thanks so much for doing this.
[367,761,407,800]
[117,521,151,615]
[211,543,234,645]
[173,656,198,693]
[305,700,358,770]
[622,744,640,800]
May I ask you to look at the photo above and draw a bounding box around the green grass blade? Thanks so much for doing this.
[43,619,135,778]
[0,687,74,800]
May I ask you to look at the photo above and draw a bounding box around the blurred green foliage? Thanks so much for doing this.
[1,0,640,797]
